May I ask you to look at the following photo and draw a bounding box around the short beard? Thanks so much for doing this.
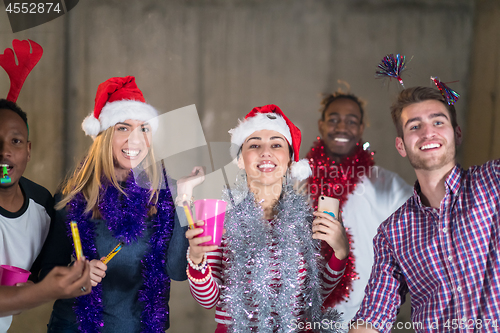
[404,141,456,171]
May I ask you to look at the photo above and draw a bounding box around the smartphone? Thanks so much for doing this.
[317,195,339,218]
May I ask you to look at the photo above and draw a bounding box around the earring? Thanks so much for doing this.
[283,169,291,188]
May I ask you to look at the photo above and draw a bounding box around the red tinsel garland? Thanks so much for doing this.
[306,138,375,308]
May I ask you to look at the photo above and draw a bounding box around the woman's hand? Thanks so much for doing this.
[185,220,218,264]
[312,211,349,260]
[89,258,107,287]
[177,166,206,202]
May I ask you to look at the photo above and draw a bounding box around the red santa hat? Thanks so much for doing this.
[228,104,312,181]
[82,76,158,137]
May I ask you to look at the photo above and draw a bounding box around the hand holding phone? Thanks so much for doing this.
[313,196,349,260]
[317,195,339,219]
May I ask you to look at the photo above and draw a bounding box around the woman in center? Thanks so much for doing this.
[186,105,348,333]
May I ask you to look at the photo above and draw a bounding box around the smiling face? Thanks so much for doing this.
[395,100,461,172]
[112,119,152,180]
[318,98,364,161]
[238,129,291,191]
[0,109,31,189]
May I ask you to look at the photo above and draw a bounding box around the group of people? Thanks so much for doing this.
[1,45,499,333]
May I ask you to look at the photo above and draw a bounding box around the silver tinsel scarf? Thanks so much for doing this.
[220,173,344,333]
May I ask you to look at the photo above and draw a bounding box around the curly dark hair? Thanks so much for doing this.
[0,98,28,127]
[319,92,366,123]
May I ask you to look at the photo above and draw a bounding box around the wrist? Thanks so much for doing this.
[333,248,349,261]
[187,246,208,272]
[190,254,203,265]
[35,278,57,303]
[175,195,194,207]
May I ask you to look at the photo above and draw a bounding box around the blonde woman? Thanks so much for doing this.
[186,105,348,333]
[41,76,201,333]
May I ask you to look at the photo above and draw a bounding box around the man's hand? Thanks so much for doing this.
[40,258,92,299]
[0,259,92,317]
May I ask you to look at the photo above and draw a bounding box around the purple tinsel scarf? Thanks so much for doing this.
[66,173,175,333]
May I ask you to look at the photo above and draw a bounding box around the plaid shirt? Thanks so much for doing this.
[354,160,500,333]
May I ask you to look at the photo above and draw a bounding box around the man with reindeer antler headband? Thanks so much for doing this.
[0,40,91,332]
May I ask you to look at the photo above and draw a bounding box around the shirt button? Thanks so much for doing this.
[457,287,462,292]
[443,227,447,233]
[448,256,453,261]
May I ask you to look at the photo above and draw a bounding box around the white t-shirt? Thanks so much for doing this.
[335,166,413,322]
[0,177,52,333]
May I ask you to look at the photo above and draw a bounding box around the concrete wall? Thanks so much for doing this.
[57,0,475,187]
[0,0,485,332]
[464,0,500,167]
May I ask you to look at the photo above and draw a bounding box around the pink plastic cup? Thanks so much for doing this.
[194,199,227,246]
[0,265,31,286]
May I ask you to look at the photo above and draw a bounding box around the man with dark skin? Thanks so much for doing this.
[0,101,91,332]
[318,96,365,163]
[0,108,31,211]
[304,92,412,323]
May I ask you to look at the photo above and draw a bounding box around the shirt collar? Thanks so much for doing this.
[412,181,425,209]
[444,164,462,196]
[412,164,462,209]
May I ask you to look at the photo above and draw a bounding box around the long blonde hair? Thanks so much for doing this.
[56,126,161,218]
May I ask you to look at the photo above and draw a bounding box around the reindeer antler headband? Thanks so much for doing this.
[0,39,43,103]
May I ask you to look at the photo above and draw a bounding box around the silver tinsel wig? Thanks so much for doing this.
[220,173,344,333]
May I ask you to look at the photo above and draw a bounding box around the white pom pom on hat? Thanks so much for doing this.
[228,104,312,181]
[290,159,313,181]
[81,76,158,137]
[81,114,101,137]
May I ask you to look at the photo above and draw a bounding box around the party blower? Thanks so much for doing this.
[1,165,11,184]
[102,242,124,264]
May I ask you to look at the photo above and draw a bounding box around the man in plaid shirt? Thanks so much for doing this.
[350,87,500,333]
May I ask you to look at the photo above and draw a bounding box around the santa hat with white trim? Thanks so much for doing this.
[82,76,158,137]
[229,104,312,181]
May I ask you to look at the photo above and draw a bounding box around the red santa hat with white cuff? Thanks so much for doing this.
[229,104,312,181]
[82,76,158,137]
